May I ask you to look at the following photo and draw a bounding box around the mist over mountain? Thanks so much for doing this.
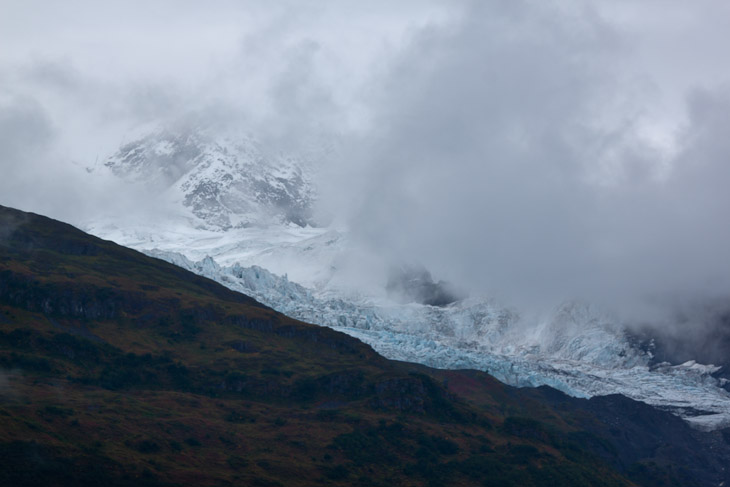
[2,1,730,310]
[3,0,730,432]
[61,118,729,433]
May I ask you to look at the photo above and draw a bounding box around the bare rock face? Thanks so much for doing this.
[386,264,466,307]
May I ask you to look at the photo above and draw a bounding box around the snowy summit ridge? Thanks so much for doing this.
[104,126,319,230]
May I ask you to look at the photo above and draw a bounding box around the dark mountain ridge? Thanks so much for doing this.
[1,204,729,486]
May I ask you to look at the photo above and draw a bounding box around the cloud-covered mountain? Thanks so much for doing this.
[88,124,730,433]
[104,126,321,229]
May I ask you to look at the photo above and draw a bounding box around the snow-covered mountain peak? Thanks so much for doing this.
[104,125,322,230]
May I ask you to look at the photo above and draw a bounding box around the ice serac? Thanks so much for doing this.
[87,125,730,432]
[105,126,319,229]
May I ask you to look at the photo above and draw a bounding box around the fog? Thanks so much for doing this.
[322,1,730,315]
[2,0,730,332]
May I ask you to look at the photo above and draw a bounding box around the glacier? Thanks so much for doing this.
[83,126,730,431]
[84,220,730,431]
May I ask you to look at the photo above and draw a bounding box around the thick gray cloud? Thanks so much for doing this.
[0,1,441,223]
[328,2,642,300]
[0,1,452,218]
[319,1,730,317]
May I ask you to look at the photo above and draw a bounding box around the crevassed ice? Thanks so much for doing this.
[140,247,730,431]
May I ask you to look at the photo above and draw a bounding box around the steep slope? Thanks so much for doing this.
[3,204,729,486]
[136,249,730,431]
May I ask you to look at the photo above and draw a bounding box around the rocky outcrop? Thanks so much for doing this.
[0,270,138,320]
[371,377,427,413]
[527,386,730,487]
[386,264,465,307]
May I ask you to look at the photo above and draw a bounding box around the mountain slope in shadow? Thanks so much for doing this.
[1,204,728,487]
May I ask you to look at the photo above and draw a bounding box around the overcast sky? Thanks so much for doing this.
[2,0,730,317]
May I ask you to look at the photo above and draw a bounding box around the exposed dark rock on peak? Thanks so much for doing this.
[386,264,466,307]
